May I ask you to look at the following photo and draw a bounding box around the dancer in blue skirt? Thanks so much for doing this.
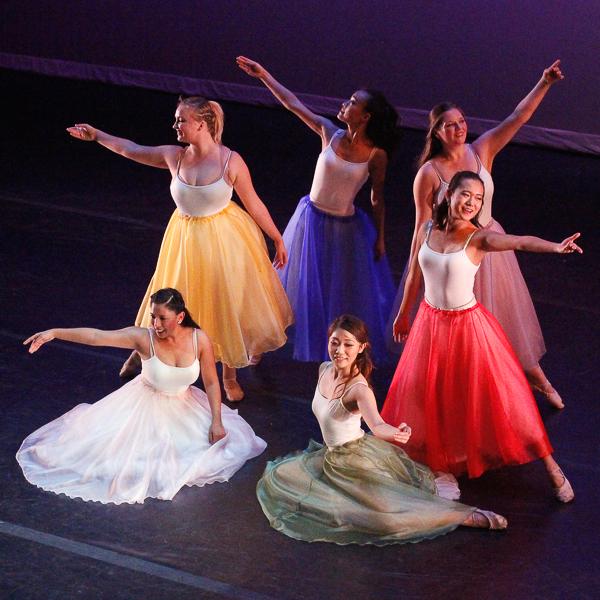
[237,56,400,363]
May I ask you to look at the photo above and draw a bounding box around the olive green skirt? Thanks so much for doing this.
[257,435,475,546]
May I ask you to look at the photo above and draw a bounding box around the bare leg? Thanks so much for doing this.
[542,455,575,502]
[119,350,141,379]
[525,364,564,409]
[462,510,507,530]
[223,365,244,402]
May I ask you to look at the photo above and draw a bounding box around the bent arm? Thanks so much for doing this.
[353,387,411,444]
[369,149,388,259]
[230,153,287,267]
[66,123,178,169]
[474,60,564,168]
[236,56,336,138]
[24,326,148,355]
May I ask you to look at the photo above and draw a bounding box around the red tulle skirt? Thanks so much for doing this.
[381,301,552,478]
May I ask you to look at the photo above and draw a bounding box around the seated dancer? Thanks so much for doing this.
[18,288,266,505]
[257,314,507,547]
[67,95,293,402]
[382,172,579,501]
[237,56,398,364]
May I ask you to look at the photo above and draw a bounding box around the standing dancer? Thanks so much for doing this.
[237,56,399,363]
[18,288,266,504]
[382,172,579,501]
[67,96,293,401]
[257,314,507,546]
[390,60,565,407]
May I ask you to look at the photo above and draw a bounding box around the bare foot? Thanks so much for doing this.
[223,378,244,402]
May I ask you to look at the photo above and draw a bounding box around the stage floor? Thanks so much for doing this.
[1,70,598,599]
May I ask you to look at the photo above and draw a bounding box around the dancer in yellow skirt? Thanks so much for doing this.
[67,96,293,401]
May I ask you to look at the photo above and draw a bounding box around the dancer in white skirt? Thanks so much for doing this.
[17,288,266,504]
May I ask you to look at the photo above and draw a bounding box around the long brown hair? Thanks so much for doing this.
[416,101,465,169]
[327,314,374,397]
[433,171,484,229]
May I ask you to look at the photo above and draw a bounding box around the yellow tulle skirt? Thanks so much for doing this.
[135,203,293,367]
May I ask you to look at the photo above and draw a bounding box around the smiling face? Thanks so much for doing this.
[435,108,467,147]
[448,178,484,222]
[328,327,366,371]
[150,302,184,338]
[337,90,371,127]
[172,105,202,143]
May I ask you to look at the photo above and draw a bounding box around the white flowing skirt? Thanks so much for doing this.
[17,376,266,504]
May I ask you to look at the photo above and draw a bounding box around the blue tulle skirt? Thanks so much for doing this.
[279,196,395,363]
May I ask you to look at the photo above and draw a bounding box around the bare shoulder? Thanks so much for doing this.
[368,147,389,171]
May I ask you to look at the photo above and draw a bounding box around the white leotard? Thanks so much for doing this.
[169,149,233,217]
[309,130,371,216]
[141,328,200,395]
[418,224,479,311]
[312,363,368,447]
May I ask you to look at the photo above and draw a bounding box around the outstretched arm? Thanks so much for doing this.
[197,330,226,444]
[229,152,287,268]
[473,60,564,169]
[66,124,179,169]
[236,56,337,140]
[24,326,149,356]
[369,149,389,259]
[350,386,412,444]
[472,230,582,256]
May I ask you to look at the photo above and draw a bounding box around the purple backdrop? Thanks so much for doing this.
[2,0,598,151]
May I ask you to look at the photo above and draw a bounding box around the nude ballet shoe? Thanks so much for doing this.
[531,381,564,409]
[466,509,508,530]
[248,354,263,366]
[223,378,244,402]
[550,467,575,503]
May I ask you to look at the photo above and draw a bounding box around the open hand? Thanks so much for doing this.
[66,123,97,141]
[543,60,564,85]
[393,312,411,343]
[236,56,267,79]
[556,232,582,254]
[23,330,55,353]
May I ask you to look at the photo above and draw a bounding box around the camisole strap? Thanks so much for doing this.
[176,146,187,177]
[463,229,478,250]
[425,220,434,242]
[147,328,155,357]
[326,129,343,148]
[340,380,370,398]
[318,361,332,385]
[192,328,199,359]
[427,160,447,184]
[221,149,233,179]
[469,145,484,175]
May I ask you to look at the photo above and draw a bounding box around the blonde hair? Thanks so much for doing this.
[177,96,224,143]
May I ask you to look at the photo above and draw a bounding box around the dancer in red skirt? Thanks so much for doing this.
[381,171,580,501]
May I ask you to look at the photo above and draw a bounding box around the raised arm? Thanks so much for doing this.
[229,152,287,268]
[471,230,582,258]
[196,330,226,444]
[368,149,389,259]
[349,385,412,444]
[24,326,149,356]
[66,124,180,170]
[236,56,337,140]
[473,60,564,169]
